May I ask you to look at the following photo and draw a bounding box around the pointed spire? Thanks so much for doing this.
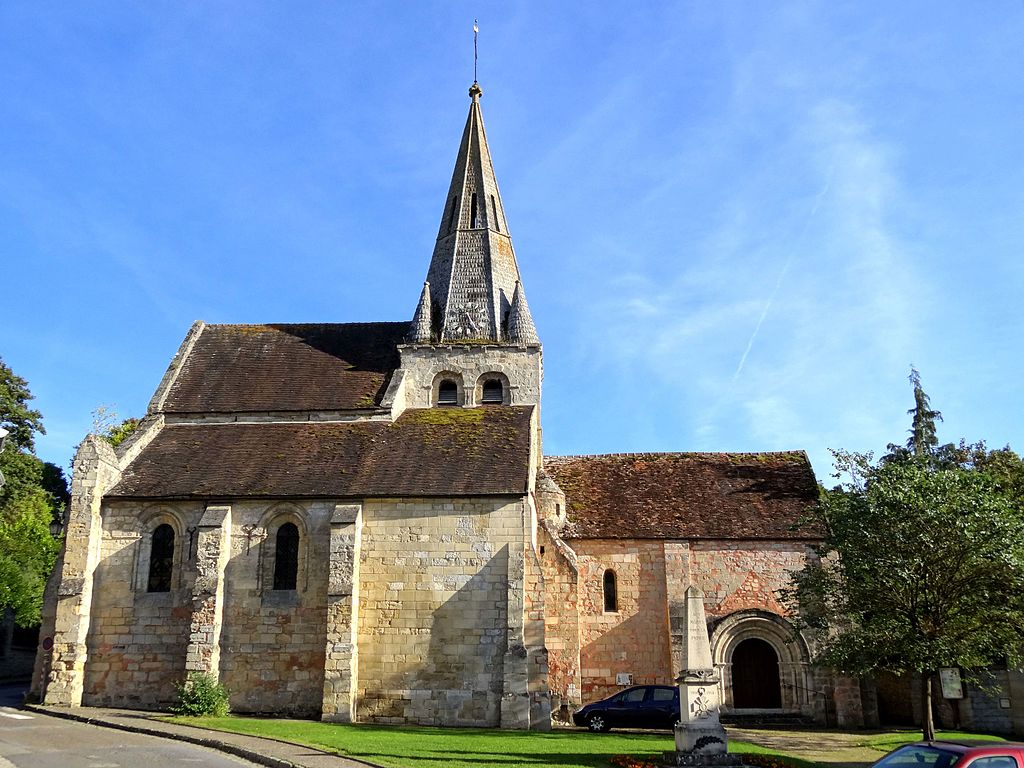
[506,281,538,345]
[408,282,433,343]
[418,84,535,344]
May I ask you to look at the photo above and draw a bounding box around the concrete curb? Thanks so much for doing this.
[22,704,334,768]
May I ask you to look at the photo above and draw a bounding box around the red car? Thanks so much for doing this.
[873,741,1024,768]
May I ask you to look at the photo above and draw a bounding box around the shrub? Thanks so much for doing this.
[172,672,230,717]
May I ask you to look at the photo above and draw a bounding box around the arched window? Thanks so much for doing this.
[603,569,618,613]
[470,193,478,228]
[437,379,458,406]
[273,522,299,591]
[447,196,458,233]
[147,523,175,593]
[491,195,500,232]
[481,379,504,405]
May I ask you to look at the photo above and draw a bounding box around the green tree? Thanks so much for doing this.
[906,366,942,457]
[785,372,1024,742]
[0,358,65,630]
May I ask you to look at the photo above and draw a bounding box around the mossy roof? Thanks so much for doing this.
[545,451,821,540]
[162,322,409,414]
[107,406,534,499]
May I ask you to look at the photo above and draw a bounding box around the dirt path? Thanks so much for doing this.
[727,727,883,768]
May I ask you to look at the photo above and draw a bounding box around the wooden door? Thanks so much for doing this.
[732,638,782,708]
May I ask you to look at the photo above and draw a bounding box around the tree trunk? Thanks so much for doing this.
[0,607,14,658]
[921,670,936,742]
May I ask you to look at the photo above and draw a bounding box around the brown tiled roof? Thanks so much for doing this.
[545,452,820,540]
[108,406,535,499]
[162,323,408,414]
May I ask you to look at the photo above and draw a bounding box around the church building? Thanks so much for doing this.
[32,82,873,729]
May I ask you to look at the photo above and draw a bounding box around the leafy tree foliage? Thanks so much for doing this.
[0,360,44,452]
[0,358,66,627]
[785,369,1024,742]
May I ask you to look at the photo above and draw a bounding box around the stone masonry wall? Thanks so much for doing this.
[573,540,672,702]
[536,523,581,714]
[81,499,331,715]
[396,345,542,410]
[83,501,201,708]
[688,541,811,621]
[572,539,819,708]
[356,496,529,727]
[218,501,331,717]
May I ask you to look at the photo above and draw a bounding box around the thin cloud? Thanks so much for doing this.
[732,166,835,382]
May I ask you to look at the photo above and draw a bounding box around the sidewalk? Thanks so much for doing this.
[22,703,386,768]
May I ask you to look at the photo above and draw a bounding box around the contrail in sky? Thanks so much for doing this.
[732,169,835,382]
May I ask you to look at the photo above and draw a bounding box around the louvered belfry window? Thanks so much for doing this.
[147,524,174,593]
[481,379,503,404]
[438,379,458,406]
[273,523,299,591]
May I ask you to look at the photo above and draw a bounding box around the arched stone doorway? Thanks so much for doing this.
[710,610,812,714]
[731,638,781,708]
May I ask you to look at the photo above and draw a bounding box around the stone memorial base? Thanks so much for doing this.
[663,751,743,767]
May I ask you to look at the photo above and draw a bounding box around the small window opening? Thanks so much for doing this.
[470,193,478,228]
[481,379,503,404]
[273,522,299,591]
[147,523,175,593]
[438,379,458,406]
[491,195,500,232]
[447,196,458,233]
[603,569,618,613]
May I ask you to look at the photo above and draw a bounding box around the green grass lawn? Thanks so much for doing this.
[862,730,1007,752]
[166,716,817,768]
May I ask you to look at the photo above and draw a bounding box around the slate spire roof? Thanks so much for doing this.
[506,280,539,345]
[422,83,538,344]
[408,282,433,343]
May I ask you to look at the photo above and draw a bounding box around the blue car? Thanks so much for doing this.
[572,685,680,732]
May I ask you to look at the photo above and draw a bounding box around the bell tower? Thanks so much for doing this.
[391,83,542,413]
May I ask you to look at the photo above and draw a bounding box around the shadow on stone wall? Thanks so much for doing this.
[358,545,509,727]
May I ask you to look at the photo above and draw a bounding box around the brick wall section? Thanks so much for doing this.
[573,540,672,702]
[355,497,532,727]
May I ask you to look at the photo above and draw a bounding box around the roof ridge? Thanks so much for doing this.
[545,450,807,461]
[207,321,412,329]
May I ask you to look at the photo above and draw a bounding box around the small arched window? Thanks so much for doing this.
[147,523,175,593]
[470,193,478,228]
[438,379,458,406]
[481,379,504,405]
[603,569,618,613]
[447,196,458,233]
[491,195,500,232]
[273,522,299,591]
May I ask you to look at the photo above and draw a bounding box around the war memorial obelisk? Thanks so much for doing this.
[670,586,740,766]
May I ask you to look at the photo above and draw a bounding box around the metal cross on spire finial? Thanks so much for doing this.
[473,19,479,84]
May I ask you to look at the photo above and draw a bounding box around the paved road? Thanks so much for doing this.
[0,698,260,768]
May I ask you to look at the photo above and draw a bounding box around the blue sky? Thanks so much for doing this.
[2,2,1022,480]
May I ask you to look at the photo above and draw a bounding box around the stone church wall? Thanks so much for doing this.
[536,523,581,715]
[573,540,672,702]
[355,496,531,727]
[216,501,332,717]
[571,538,819,710]
[80,500,334,715]
[687,541,811,620]
[82,501,200,708]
